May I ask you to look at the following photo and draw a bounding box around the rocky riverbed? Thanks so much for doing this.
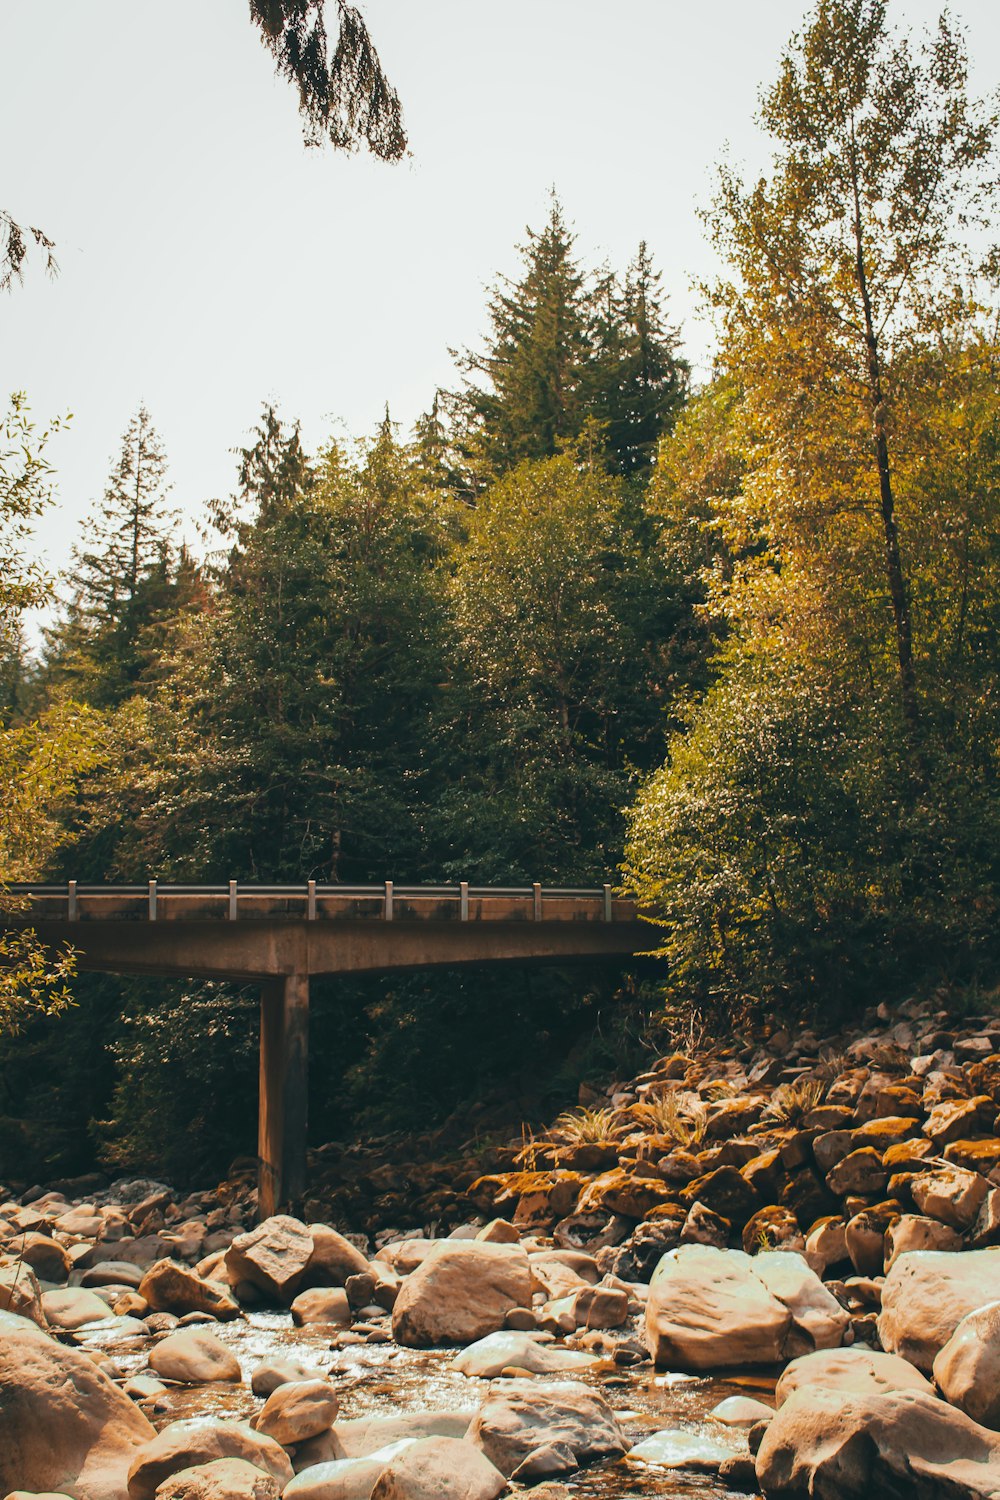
[1,990,1000,1498]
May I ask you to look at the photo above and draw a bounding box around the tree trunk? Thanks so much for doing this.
[849,145,921,747]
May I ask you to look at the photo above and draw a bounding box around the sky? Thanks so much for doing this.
[3,0,999,586]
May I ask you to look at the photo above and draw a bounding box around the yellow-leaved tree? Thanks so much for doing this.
[0,396,103,1032]
[624,0,1000,1021]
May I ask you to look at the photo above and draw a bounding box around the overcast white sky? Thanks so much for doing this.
[3,1,999,583]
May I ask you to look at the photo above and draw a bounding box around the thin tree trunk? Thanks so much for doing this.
[849,137,921,746]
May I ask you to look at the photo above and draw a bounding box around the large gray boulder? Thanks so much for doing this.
[293,1412,472,1471]
[224,1215,314,1304]
[148,1327,242,1384]
[644,1245,790,1369]
[933,1300,1000,1430]
[0,1323,155,1500]
[370,1437,506,1500]
[391,1241,532,1347]
[756,1386,1000,1497]
[467,1378,626,1478]
[139,1258,240,1320]
[128,1419,293,1500]
[775,1346,933,1406]
[879,1249,1000,1371]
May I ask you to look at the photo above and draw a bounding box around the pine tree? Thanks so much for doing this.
[453,196,591,487]
[588,244,689,479]
[45,406,177,705]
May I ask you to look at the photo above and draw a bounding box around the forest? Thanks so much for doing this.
[2,0,1000,1188]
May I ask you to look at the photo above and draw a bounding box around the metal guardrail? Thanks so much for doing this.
[4,881,631,924]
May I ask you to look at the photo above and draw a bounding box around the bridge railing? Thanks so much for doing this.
[4,881,637,925]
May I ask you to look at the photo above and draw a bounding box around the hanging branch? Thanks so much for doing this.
[0,211,57,295]
[250,0,406,160]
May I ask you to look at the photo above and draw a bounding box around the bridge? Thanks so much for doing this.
[3,881,648,1217]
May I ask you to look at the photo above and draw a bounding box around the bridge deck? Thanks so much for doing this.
[2,882,652,1218]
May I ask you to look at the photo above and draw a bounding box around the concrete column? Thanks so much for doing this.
[258,973,310,1220]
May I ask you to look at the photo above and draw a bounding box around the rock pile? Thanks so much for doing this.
[0,992,998,1496]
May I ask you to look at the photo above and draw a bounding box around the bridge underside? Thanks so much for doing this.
[23,915,649,1217]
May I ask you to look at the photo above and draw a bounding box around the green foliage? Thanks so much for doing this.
[626,2,1000,1028]
[97,980,259,1183]
[442,452,699,879]
[452,197,687,489]
[44,406,183,709]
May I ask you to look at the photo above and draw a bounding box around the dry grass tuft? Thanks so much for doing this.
[762,1076,826,1125]
[631,1091,707,1146]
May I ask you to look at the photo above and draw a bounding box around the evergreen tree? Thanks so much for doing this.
[453,203,687,489]
[46,406,178,706]
[588,244,689,479]
[453,197,591,487]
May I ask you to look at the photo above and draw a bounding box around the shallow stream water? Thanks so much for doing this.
[78,1313,764,1498]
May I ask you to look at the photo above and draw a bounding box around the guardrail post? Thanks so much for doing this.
[384,881,394,922]
[229,880,238,921]
[67,880,77,922]
[148,880,157,921]
[533,882,542,921]
[460,881,469,921]
[307,880,317,921]
[604,883,613,921]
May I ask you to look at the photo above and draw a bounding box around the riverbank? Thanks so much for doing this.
[0,988,999,1497]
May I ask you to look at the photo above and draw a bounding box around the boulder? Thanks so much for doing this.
[885,1214,962,1268]
[742,1205,802,1255]
[925,1096,995,1146]
[969,1189,1000,1249]
[451,1330,599,1378]
[139,1260,240,1320]
[369,1437,507,1500]
[751,1250,849,1355]
[879,1249,1000,1371]
[17,1232,71,1282]
[0,1262,46,1326]
[678,1166,758,1225]
[910,1167,989,1230]
[756,1385,1000,1497]
[826,1147,888,1197]
[644,1245,790,1369]
[391,1241,532,1348]
[152,1458,280,1499]
[845,1206,897,1276]
[127,1420,293,1500]
[0,1323,154,1500]
[148,1328,242,1384]
[711,1395,775,1425]
[804,1215,849,1277]
[294,1413,472,1470]
[291,1286,352,1327]
[224,1216,314,1304]
[250,1379,340,1445]
[283,1445,414,1500]
[40,1285,115,1330]
[250,1357,328,1396]
[577,1168,676,1218]
[468,1379,626,1478]
[626,1430,732,1470]
[775,1346,934,1406]
[305,1224,370,1286]
[933,1301,1000,1430]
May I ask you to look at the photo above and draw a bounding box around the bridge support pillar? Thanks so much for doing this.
[258,973,309,1220]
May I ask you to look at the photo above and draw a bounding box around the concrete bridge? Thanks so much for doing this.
[4,881,648,1216]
